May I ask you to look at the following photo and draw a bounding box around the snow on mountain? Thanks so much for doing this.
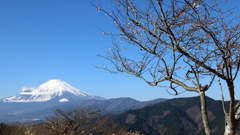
[3,79,102,102]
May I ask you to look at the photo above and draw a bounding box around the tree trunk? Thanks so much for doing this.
[224,114,236,135]
[199,91,212,135]
[224,81,236,135]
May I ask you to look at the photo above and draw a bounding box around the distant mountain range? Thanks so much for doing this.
[0,79,166,123]
[115,96,240,135]
[2,79,236,135]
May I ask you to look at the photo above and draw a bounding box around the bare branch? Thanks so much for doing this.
[218,77,227,114]
[95,1,239,133]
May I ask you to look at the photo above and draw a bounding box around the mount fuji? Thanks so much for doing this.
[0,79,166,124]
[3,79,104,102]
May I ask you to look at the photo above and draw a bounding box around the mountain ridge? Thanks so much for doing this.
[114,96,237,135]
[0,97,166,124]
[0,79,166,124]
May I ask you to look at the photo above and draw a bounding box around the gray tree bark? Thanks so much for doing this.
[224,114,236,135]
[200,91,212,135]
[224,81,236,135]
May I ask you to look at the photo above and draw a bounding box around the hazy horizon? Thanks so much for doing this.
[0,0,239,101]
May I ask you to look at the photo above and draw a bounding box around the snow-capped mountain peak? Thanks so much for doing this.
[29,79,90,97]
[3,79,101,102]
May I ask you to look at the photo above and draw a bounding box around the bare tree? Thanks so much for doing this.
[39,107,118,135]
[0,109,138,135]
[0,123,36,135]
[94,0,240,134]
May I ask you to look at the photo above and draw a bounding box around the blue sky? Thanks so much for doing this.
[0,0,239,101]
